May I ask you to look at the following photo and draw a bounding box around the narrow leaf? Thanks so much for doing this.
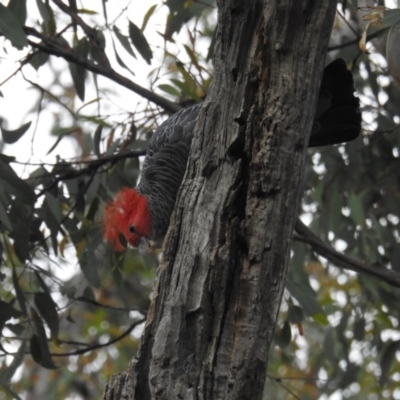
[29,52,49,71]
[1,121,31,144]
[113,26,136,58]
[30,309,57,369]
[0,385,23,400]
[93,125,103,157]
[0,300,22,323]
[45,192,63,224]
[0,4,27,49]
[0,160,35,205]
[12,269,27,316]
[69,37,89,101]
[7,0,27,26]
[0,198,12,231]
[275,321,291,348]
[380,340,400,385]
[158,84,181,97]
[34,292,59,340]
[0,342,26,385]
[46,128,76,155]
[129,21,152,64]
[9,201,33,262]
[34,271,50,295]
[141,4,157,31]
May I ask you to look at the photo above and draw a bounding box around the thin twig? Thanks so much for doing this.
[51,318,146,357]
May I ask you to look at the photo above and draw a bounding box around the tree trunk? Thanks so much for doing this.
[103,0,337,399]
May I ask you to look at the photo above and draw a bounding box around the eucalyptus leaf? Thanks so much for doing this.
[1,121,31,144]
[0,4,27,49]
[34,292,59,340]
[0,342,25,385]
[7,0,27,26]
[69,37,89,101]
[30,309,57,369]
[113,26,136,58]
[12,269,27,316]
[129,21,152,64]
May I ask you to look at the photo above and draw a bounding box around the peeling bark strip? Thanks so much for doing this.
[103,1,338,399]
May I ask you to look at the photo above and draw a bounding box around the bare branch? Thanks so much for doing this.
[20,25,181,114]
[51,318,146,357]
[294,218,400,288]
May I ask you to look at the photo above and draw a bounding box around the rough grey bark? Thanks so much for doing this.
[103,0,338,399]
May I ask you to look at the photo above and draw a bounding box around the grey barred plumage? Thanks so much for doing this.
[105,59,361,252]
[136,104,202,244]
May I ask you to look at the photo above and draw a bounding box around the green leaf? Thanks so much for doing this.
[0,385,23,400]
[379,340,400,385]
[9,201,33,262]
[93,125,103,157]
[141,4,157,31]
[374,9,400,33]
[165,8,191,40]
[29,52,49,71]
[323,327,337,364]
[77,9,98,15]
[85,174,101,206]
[35,0,56,34]
[34,292,59,340]
[40,202,59,254]
[0,197,12,231]
[349,192,365,226]
[287,245,322,317]
[45,192,63,224]
[88,30,106,65]
[113,26,136,58]
[287,304,304,324]
[34,271,51,295]
[80,229,103,288]
[5,323,24,336]
[46,128,76,155]
[69,37,89,101]
[184,44,202,71]
[158,84,181,97]
[7,0,27,26]
[0,342,26,385]
[1,121,31,144]
[12,269,27,316]
[129,21,153,64]
[0,300,22,324]
[274,321,291,348]
[30,309,57,369]
[0,160,36,206]
[387,20,400,88]
[353,317,365,341]
[0,4,27,49]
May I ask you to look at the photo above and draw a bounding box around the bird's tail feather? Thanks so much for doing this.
[309,59,362,147]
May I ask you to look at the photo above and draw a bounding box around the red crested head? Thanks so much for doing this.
[103,188,151,252]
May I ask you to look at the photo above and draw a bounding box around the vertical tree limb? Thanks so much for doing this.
[103,1,338,399]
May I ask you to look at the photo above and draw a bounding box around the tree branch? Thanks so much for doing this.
[51,317,146,357]
[33,149,147,198]
[294,217,400,288]
[21,25,181,114]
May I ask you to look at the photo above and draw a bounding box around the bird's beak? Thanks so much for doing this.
[137,237,161,255]
[137,237,150,255]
